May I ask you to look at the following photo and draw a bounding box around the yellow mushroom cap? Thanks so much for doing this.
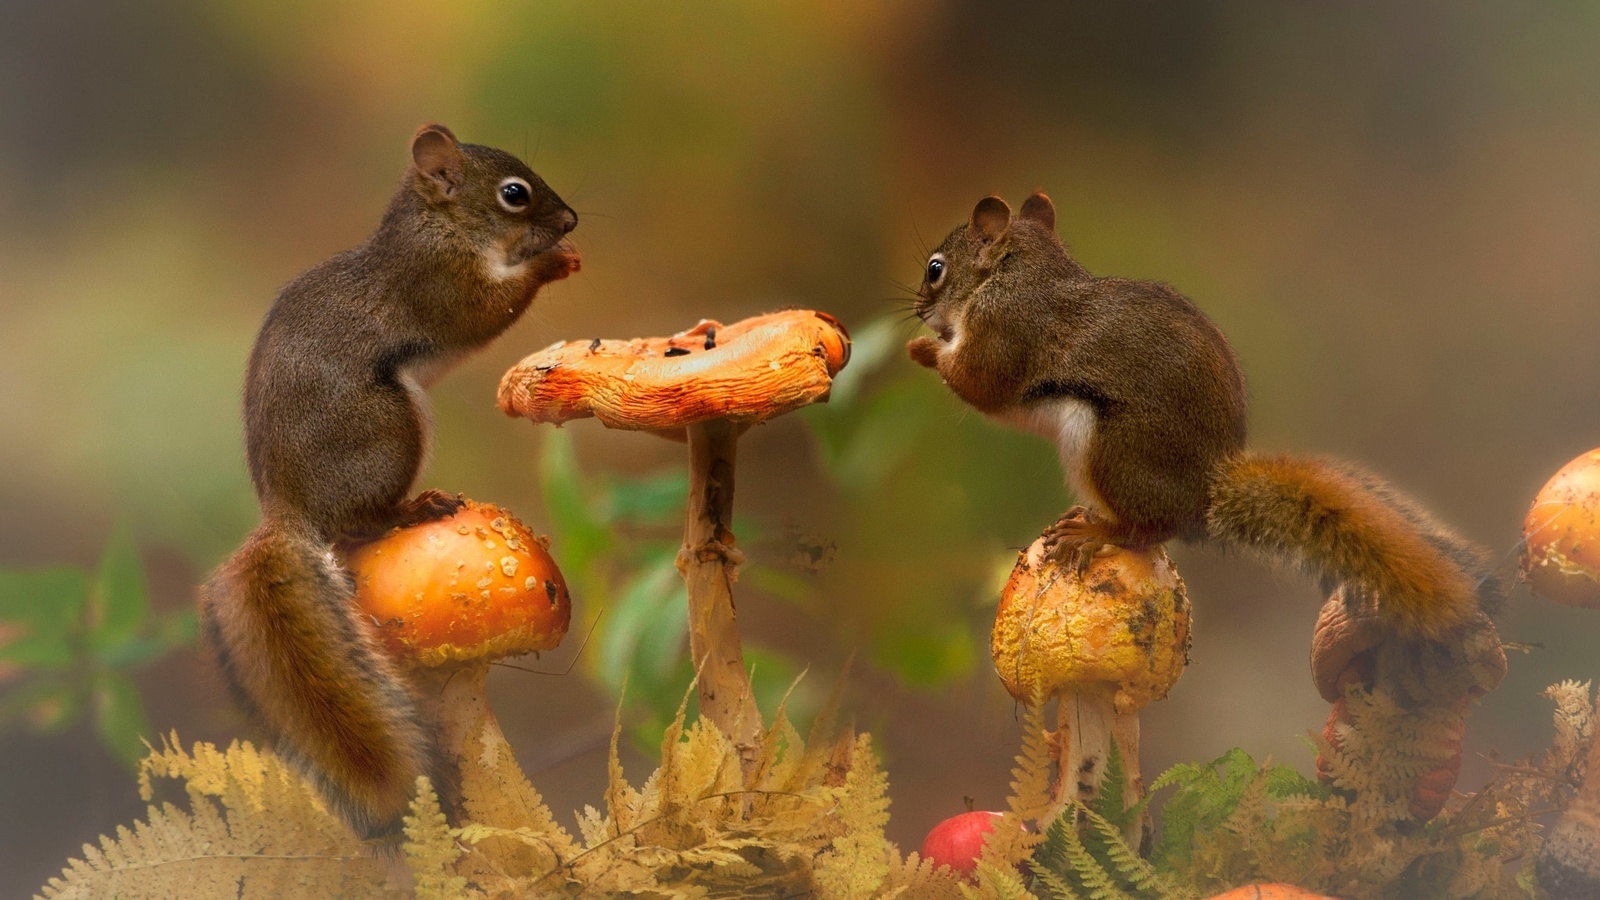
[992,536,1190,712]
[345,500,571,668]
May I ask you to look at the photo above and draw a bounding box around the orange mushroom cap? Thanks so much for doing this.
[992,536,1190,712]
[345,499,571,668]
[1522,448,1600,608]
[1203,885,1343,900]
[496,310,850,432]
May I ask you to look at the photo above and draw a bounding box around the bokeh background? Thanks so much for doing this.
[4,0,1600,894]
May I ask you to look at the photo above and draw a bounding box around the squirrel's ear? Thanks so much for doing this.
[411,124,465,197]
[1018,191,1056,231]
[968,195,1012,244]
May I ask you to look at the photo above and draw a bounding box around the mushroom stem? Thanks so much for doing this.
[1537,714,1600,896]
[678,418,762,769]
[1049,686,1144,844]
[419,663,496,778]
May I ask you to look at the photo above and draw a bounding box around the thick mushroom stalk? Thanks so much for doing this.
[344,499,572,841]
[497,310,850,768]
[992,534,1190,836]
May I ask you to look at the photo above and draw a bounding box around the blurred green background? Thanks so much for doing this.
[4,0,1600,893]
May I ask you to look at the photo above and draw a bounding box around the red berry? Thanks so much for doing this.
[920,810,1007,877]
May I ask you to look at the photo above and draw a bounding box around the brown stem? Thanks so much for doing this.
[678,419,762,772]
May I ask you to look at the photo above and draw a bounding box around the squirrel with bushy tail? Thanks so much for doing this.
[908,192,1501,637]
[201,124,579,842]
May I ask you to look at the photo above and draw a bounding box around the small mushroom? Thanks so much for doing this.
[1202,885,1341,900]
[1310,590,1505,820]
[344,499,571,798]
[992,533,1190,836]
[1522,447,1600,608]
[498,310,850,769]
[1524,449,1600,895]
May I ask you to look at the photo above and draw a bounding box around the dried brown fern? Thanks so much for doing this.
[37,735,388,899]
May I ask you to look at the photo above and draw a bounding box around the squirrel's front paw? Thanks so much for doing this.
[1042,506,1119,574]
[906,336,942,369]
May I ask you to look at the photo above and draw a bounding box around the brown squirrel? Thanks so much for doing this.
[908,192,1499,639]
[199,124,579,842]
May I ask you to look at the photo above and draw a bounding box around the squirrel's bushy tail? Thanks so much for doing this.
[199,523,443,840]
[1206,453,1493,639]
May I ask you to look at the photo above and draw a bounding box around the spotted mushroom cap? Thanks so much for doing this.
[991,535,1191,713]
[496,309,850,432]
[345,499,571,668]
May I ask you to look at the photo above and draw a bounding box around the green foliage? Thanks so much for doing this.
[1007,681,1593,900]
[0,527,195,767]
[1147,748,1329,875]
[799,315,1070,690]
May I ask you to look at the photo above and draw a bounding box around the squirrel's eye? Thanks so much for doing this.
[498,178,531,211]
[926,256,946,285]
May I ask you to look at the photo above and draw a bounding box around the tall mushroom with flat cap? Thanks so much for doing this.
[497,310,850,768]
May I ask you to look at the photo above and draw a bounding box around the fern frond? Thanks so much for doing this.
[972,858,1037,899]
[813,732,892,899]
[405,777,470,899]
[40,738,384,900]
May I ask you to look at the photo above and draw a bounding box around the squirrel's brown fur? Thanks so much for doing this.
[200,124,578,841]
[909,192,1498,639]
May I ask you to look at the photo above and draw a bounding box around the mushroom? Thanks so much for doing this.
[344,499,572,808]
[1521,448,1600,609]
[1524,448,1600,896]
[991,533,1190,837]
[1310,589,1505,820]
[1202,885,1341,900]
[497,310,851,768]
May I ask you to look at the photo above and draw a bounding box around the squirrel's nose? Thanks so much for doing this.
[557,207,578,235]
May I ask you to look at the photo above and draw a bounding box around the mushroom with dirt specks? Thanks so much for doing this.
[992,533,1190,841]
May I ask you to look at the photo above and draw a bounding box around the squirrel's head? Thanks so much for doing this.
[405,123,578,270]
[908,192,1082,388]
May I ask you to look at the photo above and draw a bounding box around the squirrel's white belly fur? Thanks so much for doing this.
[999,398,1108,516]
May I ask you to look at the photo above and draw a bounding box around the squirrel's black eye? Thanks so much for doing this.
[926,256,945,284]
[498,178,531,211]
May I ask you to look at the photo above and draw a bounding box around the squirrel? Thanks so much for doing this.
[199,123,579,842]
[907,192,1500,639]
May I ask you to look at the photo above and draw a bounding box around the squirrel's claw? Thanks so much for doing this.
[1042,506,1121,574]
[394,490,467,528]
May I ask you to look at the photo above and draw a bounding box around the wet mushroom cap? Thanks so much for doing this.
[345,500,571,668]
[992,536,1190,712]
[1522,448,1600,608]
[496,309,851,431]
